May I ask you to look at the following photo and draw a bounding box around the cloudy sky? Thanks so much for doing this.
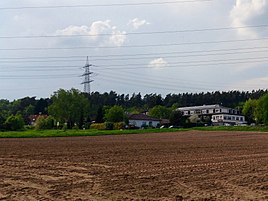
[1,0,268,100]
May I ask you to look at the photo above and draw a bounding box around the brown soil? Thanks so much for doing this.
[0,131,267,201]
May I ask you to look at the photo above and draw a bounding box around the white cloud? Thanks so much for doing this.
[128,18,150,30]
[56,25,89,35]
[109,28,127,47]
[88,20,113,40]
[55,20,127,46]
[148,58,168,69]
[230,0,268,37]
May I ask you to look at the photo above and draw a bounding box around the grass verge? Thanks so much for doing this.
[1,126,268,138]
[0,128,186,138]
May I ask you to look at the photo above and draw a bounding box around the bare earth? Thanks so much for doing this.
[0,131,267,201]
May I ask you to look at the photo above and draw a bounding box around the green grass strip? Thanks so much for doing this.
[0,128,186,138]
[1,126,268,138]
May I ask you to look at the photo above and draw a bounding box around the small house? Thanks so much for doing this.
[128,113,160,128]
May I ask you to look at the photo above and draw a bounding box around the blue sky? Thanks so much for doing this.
[1,0,268,100]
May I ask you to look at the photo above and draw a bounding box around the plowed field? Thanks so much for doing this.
[0,131,267,201]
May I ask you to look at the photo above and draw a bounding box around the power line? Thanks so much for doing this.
[0,0,212,10]
[1,24,268,39]
[97,75,217,92]
[97,73,265,92]
[1,46,268,61]
[1,37,268,51]
[1,49,268,64]
[0,74,78,79]
[93,59,268,70]
[98,70,231,89]
[98,68,264,88]
[2,57,268,71]
[92,56,268,68]
[99,71,264,88]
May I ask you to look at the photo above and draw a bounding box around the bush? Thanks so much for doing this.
[24,125,34,130]
[4,114,25,131]
[72,124,79,130]
[35,116,55,130]
[105,122,114,130]
[90,123,106,130]
[114,122,124,130]
[62,123,68,131]
[90,122,116,130]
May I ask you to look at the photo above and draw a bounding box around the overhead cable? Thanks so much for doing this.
[1,24,268,39]
[1,37,268,51]
[0,0,212,10]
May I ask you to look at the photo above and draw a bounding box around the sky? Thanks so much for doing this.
[1,0,268,100]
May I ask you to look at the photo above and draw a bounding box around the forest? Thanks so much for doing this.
[0,89,268,131]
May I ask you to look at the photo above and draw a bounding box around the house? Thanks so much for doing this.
[177,104,240,116]
[28,114,48,125]
[211,114,246,126]
[177,104,246,125]
[128,113,160,128]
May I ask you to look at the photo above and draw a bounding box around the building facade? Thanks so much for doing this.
[128,114,160,128]
[177,104,246,125]
[211,114,246,125]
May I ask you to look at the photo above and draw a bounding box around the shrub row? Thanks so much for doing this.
[90,122,125,130]
[90,123,106,130]
[35,116,56,130]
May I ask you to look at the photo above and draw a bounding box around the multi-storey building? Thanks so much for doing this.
[177,104,246,125]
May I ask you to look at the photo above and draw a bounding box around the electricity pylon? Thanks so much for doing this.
[81,56,93,94]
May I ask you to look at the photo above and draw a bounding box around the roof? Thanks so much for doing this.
[128,113,160,121]
[177,104,230,111]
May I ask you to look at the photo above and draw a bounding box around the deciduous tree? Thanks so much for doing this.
[104,105,124,123]
[4,114,24,131]
[149,105,171,119]
[169,110,186,126]
[255,93,268,124]
[48,88,90,128]
[242,98,257,124]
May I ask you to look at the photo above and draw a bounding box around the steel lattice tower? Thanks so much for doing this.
[81,56,93,94]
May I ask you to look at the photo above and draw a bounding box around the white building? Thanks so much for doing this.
[211,114,246,125]
[178,104,240,116]
[128,114,160,128]
[177,104,246,125]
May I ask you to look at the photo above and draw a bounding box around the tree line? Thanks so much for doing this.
[0,88,267,131]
